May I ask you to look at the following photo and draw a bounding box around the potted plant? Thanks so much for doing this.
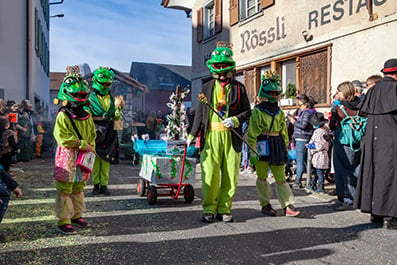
[286,83,297,105]
[280,83,297,106]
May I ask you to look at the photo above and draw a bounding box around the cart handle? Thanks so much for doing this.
[174,143,187,199]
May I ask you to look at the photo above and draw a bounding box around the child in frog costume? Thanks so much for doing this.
[247,71,300,217]
[87,67,123,196]
[53,66,96,235]
[187,42,251,223]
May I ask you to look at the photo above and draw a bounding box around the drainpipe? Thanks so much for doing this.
[26,0,30,100]
[367,0,374,21]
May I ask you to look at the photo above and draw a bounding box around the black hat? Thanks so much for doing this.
[381,58,397,73]
[296,93,309,103]
[309,112,328,127]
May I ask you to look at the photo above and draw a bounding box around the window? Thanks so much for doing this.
[230,0,274,25]
[197,0,222,42]
[281,60,296,98]
[34,8,49,76]
[260,65,271,78]
[204,2,215,39]
[240,0,260,20]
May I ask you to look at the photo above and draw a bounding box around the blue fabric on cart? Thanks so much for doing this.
[133,140,198,157]
[134,140,167,156]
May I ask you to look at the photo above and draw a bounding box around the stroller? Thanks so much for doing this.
[285,147,296,182]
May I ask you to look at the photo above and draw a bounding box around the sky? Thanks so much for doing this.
[50,0,192,73]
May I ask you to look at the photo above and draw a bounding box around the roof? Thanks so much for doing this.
[50,72,65,92]
[130,62,191,91]
[110,68,148,94]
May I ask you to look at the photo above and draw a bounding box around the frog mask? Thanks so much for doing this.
[258,71,282,102]
[55,65,89,106]
[92,66,115,95]
[206,42,236,80]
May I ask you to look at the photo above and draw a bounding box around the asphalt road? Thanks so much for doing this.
[0,154,396,265]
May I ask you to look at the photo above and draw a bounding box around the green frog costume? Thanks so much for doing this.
[247,71,300,217]
[87,67,121,196]
[53,65,96,235]
[188,42,251,222]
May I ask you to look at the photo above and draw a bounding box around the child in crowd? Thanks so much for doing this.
[306,112,331,193]
[247,71,300,217]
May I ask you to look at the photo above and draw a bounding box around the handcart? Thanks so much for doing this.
[134,139,196,205]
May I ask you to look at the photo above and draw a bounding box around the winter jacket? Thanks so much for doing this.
[292,109,317,140]
[308,127,330,169]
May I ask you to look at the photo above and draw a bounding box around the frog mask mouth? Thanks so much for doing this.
[212,63,234,71]
[96,80,112,88]
[67,91,89,102]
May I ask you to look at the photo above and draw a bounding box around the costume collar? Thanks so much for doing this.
[59,104,90,120]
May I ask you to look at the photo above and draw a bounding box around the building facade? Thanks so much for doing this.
[0,0,50,113]
[165,0,397,110]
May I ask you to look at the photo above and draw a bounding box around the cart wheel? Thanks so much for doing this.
[183,185,194,203]
[147,185,157,205]
[137,178,146,196]
[325,170,335,184]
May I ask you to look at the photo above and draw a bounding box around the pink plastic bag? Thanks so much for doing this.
[76,151,96,173]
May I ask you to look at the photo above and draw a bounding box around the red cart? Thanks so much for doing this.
[136,142,196,204]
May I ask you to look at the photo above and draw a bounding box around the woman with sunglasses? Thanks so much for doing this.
[290,94,317,189]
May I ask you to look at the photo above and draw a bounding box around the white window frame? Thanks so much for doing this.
[240,0,261,20]
[281,59,297,98]
[203,1,215,40]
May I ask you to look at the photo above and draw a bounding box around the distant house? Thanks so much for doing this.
[50,66,147,122]
[129,62,192,115]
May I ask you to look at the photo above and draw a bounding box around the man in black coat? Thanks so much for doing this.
[354,58,397,230]
[187,42,251,223]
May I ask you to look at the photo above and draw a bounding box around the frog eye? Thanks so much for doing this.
[212,50,220,56]
[98,74,103,78]
[64,78,73,84]
[263,80,269,85]
[222,50,230,57]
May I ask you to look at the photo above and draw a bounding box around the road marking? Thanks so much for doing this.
[9,195,140,206]
[31,184,138,192]
[3,200,261,224]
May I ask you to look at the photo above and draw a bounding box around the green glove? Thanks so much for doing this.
[249,155,259,165]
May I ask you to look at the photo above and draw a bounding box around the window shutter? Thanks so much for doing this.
[215,0,222,33]
[229,0,239,26]
[197,7,203,43]
[260,0,274,9]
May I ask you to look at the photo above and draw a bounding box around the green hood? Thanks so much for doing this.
[92,66,115,95]
[206,44,236,74]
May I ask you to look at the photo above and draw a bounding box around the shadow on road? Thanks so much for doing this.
[0,223,380,264]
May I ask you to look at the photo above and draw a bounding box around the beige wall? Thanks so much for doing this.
[191,0,397,108]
